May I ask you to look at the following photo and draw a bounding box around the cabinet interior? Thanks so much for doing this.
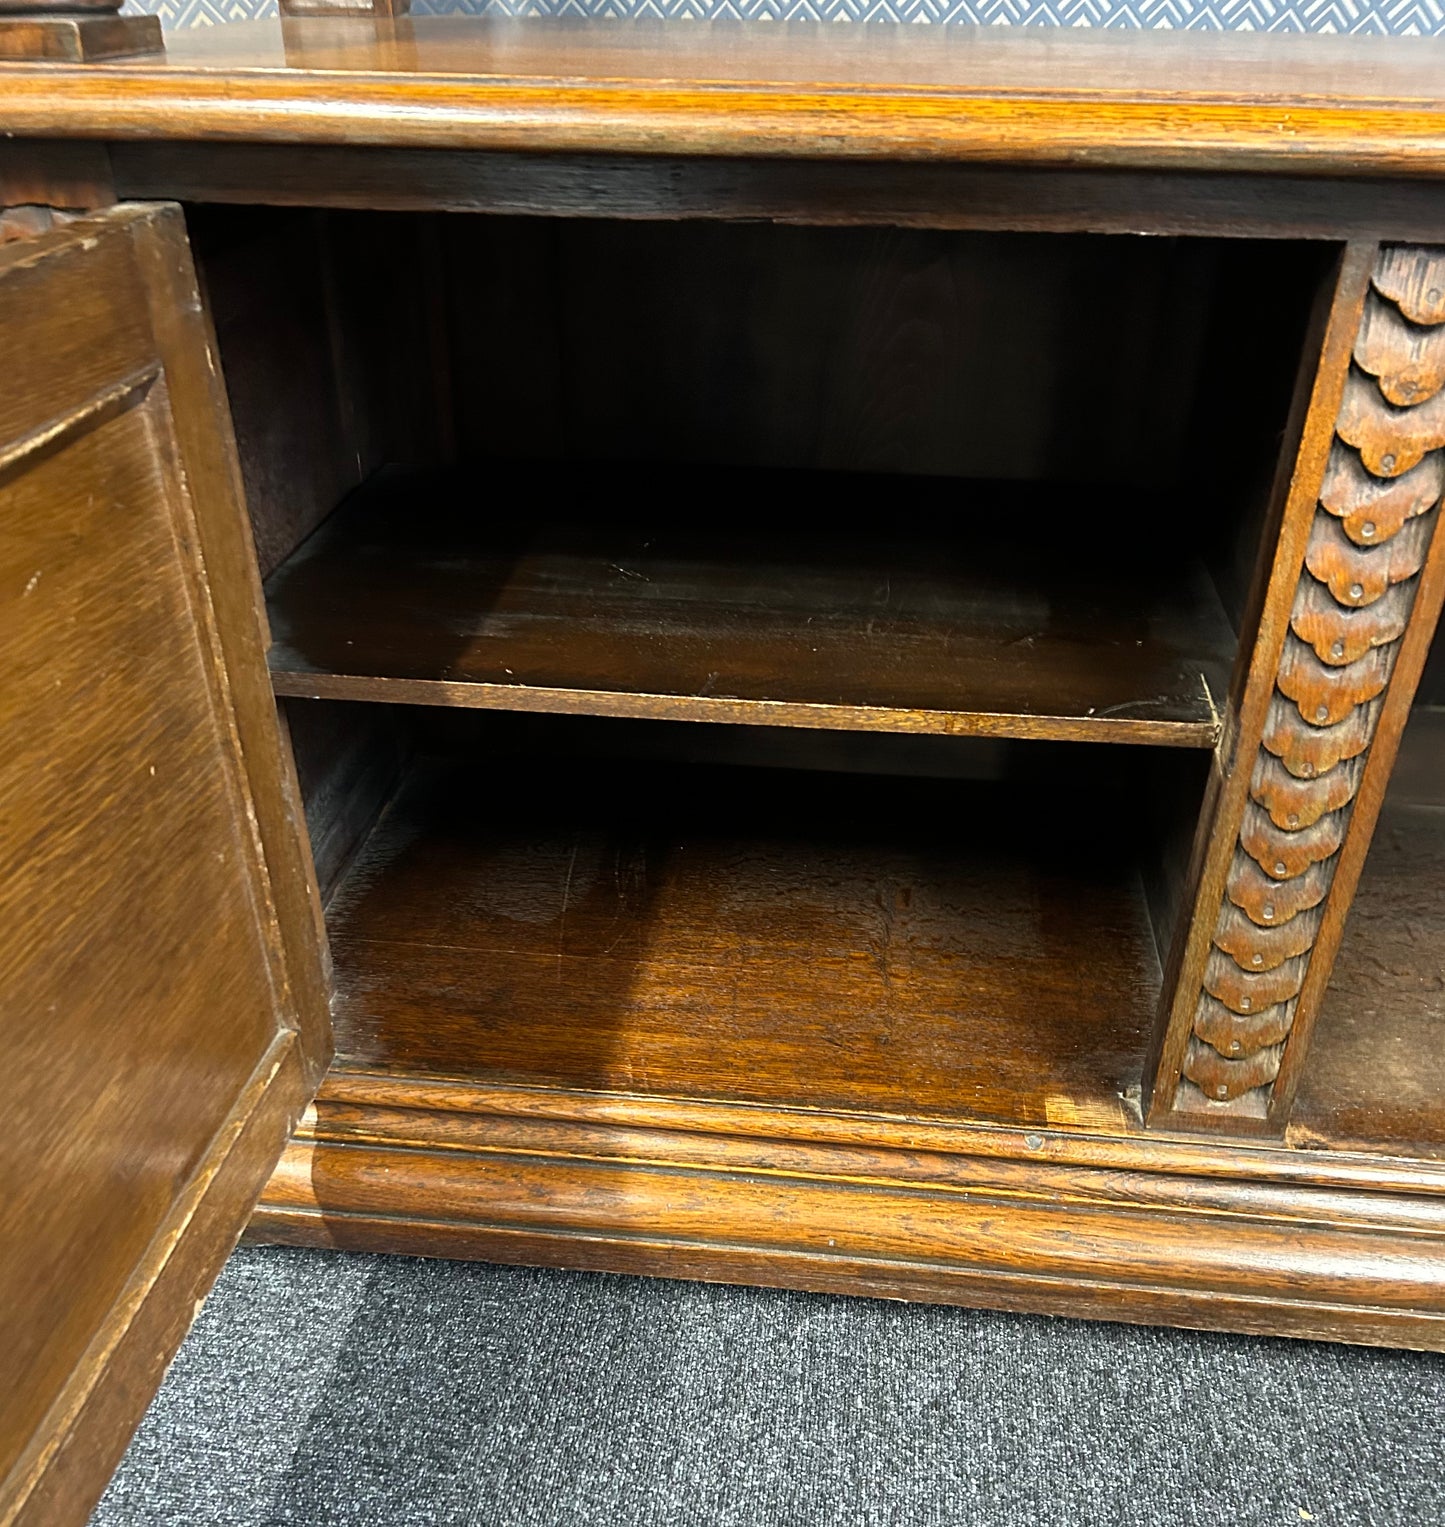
[191,204,1436,1145]
[1295,641,1445,1156]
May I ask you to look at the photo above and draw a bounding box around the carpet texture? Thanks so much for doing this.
[92,1244,1445,1527]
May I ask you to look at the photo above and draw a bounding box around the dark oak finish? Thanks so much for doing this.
[244,739,1445,1348]
[249,716,1445,1354]
[1293,714,1445,1156]
[0,12,160,64]
[196,209,365,582]
[129,204,334,1091]
[6,21,1445,180]
[0,205,324,1527]
[101,143,1445,243]
[437,218,1257,521]
[283,699,405,904]
[6,23,1445,1472]
[1147,244,1445,1130]
[251,1070,1445,1350]
[265,467,1235,747]
[321,756,1160,1126]
[189,206,452,582]
[0,140,114,212]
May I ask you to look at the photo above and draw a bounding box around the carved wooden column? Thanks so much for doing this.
[1146,242,1445,1133]
[0,0,159,60]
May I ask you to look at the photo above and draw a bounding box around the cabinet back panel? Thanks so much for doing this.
[445,219,1217,486]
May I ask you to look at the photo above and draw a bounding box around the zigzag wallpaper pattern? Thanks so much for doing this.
[125,0,1445,36]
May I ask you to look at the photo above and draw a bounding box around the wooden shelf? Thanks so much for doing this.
[266,465,1234,748]
[325,756,1160,1129]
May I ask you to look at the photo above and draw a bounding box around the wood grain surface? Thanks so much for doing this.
[266,466,1234,746]
[1292,705,1445,1156]
[1143,244,1377,1130]
[249,719,1445,1348]
[0,14,159,65]
[0,140,114,211]
[1148,245,1445,1130]
[249,1044,1445,1350]
[3,20,1445,178]
[322,754,1160,1127]
[442,221,1218,490]
[251,1092,1445,1351]
[250,702,1445,1350]
[100,143,1445,243]
[0,206,321,1527]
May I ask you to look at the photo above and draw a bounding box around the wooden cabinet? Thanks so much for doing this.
[3,19,1445,1525]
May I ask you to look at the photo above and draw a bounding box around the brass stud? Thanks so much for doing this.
[1287,812,1300,827]
[1274,861,1288,877]
[1316,704,1330,722]
[1331,640,1346,659]
[1361,521,1376,539]
[1230,1041,1242,1053]
[1216,1085,1230,1099]
[1262,904,1275,921]
[1348,583,1365,602]
[1381,454,1396,472]
[1252,953,1264,966]
[1241,996,1253,1010]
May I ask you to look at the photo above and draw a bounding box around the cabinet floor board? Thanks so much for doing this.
[325,758,1158,1128]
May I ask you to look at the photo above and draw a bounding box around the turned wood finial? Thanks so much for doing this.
[0,0,162,61]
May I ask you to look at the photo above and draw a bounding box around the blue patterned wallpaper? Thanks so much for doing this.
[126,0,1445,42]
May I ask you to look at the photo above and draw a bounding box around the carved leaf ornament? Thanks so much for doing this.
[1182,248,1445,1107]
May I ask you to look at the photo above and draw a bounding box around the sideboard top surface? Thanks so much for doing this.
[6,18,1445,176]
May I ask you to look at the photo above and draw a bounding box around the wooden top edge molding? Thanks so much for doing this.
[317,1068,1445,1196]
[5,19,1445,175]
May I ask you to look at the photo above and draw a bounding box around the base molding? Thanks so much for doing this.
[249,1071,1445,1350]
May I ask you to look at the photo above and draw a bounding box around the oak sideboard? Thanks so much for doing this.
[4,17,1445,1524]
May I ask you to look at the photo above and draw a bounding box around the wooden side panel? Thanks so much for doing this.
[282,699,405,905]
[0,205,326,1527]
[193,208,360,581]
[129,207,333,1086]
[1147,243,1445,1131]
[188,205,451,580]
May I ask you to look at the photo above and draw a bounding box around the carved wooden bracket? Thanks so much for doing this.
[1149,244,1445,1131]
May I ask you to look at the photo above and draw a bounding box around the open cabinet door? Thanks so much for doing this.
[0,204,331,1527]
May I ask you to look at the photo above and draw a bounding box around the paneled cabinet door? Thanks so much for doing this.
[0,204,331,1527]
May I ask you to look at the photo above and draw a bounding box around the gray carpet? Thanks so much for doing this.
[93,1244,1444,1527]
